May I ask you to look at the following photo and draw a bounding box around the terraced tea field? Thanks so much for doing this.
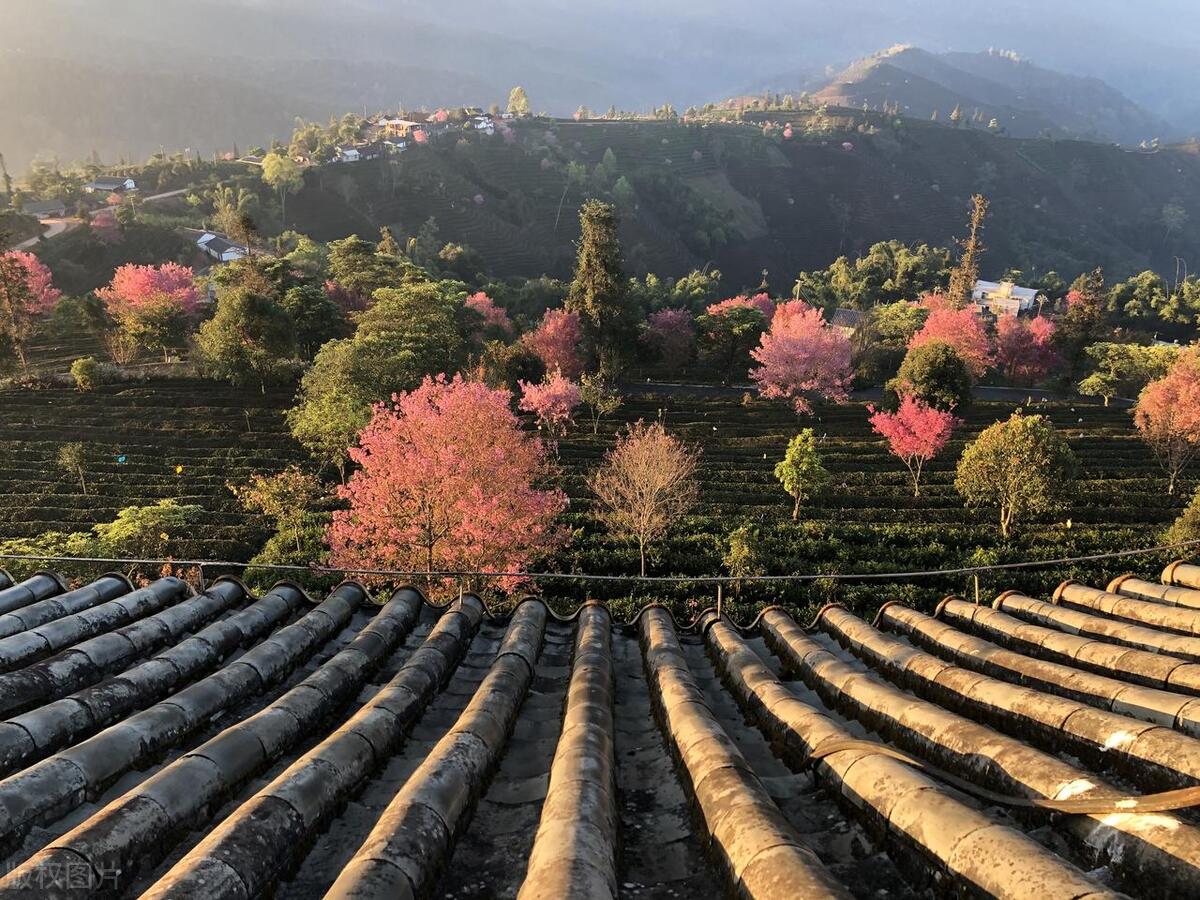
[0,379,302,562]
[0,378,1182,617]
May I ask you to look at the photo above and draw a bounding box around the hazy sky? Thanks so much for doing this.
[3,0,1199,168]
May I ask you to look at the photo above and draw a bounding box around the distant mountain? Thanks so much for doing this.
[809,46,1173,145]
[2,2,1197,171]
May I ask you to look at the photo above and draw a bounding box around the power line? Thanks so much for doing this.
[0,538,1196,585]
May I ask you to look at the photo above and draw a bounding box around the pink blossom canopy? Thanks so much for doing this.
[328,374,567,592]
[749,301,853,415]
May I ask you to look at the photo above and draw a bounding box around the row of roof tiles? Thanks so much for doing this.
[0,562,1197,897]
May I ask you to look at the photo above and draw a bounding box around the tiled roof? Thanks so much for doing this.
[0,561,1198,897]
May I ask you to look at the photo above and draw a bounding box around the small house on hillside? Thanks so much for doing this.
[374,117,423,139]
[84,176,137,194]
[971,279,1041,318]
[334,142,385,164]
[196,232,248,263]
[23,199,67,220]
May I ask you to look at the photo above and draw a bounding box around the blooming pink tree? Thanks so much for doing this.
[90,210,122,244]
[868,395,960,496]
[465,291,513,335]
[0,251,61,368]
[96,263,201,359]
[642,308,695,370]
[908,293,994,379]
[323,280,365,313]
[749,301,853,414]
[1134,349,1200,494]
[327,374,568,593]
[519,369,582,435]
[995,315,1060,385]
[2,252,60,314]
[522,308,583,378]
[706,293,775,319]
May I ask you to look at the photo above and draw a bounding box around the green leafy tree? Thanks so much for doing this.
[196,289,296,392]
[94,500,204,559]
[56,442,89,494]
[1078,342,1178,407]
[724,523,765,594]
[580,369,623,435]
[287,280,467,480]
[279,284,347,359]
[507,86,531,116]
[774,429,830,520]
[327,234,412,302]
[261,151,304,227]
[887,340,972,411]
[228,466,325,553]
[854,300,929,383]
[478,340,545,392]
[697,306,768,379]
[955,411,1076,538]
[1165,484,1200,546]
[611,176,635,208]
[566,200,633,368]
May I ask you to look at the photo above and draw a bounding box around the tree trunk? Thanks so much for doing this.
[1000,506,1011,538]
[79,472,87,495]
[1169,470,1178,495]
[639,539,647,578]
[792,495,800,521]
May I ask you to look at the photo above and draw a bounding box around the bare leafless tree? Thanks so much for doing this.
[587,420,699,576]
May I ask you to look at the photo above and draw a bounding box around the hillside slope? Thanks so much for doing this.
[812,47,1171,145]
[281,118,1200,288]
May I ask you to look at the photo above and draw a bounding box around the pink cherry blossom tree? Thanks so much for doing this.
[1134,349,1200,495]
[521,308,583,378]
[465,291,513,335]
[706,292,776,319]
[0,251,61,368]
[96,263,201,360]
[642,308,695,370]
[518,369,582,435]
[749,301,853,414]
[868,395,960,496]
[323,280,365,313]
[908,293,994,379]
[327,374,568,594]
[90,210,122,244]
[995,315,1061,385]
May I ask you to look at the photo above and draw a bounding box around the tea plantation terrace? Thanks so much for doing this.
[1,559,1200,897]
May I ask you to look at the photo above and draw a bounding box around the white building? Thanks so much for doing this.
[84,176,137,194]
[971,279,1041,318]
[196,232,248,263]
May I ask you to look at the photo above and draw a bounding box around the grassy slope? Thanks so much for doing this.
[0,376,1182,620]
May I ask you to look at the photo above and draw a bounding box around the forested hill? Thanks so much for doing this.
[281,117,1200,289]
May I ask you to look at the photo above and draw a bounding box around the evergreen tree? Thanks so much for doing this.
[377,225,402,257]
[947,194,988,308]
[566,200,633,368]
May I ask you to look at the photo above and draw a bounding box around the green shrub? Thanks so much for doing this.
[70,357,101,392]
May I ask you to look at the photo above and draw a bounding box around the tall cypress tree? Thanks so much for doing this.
[566,200,633,369]
[948,194,989,308]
